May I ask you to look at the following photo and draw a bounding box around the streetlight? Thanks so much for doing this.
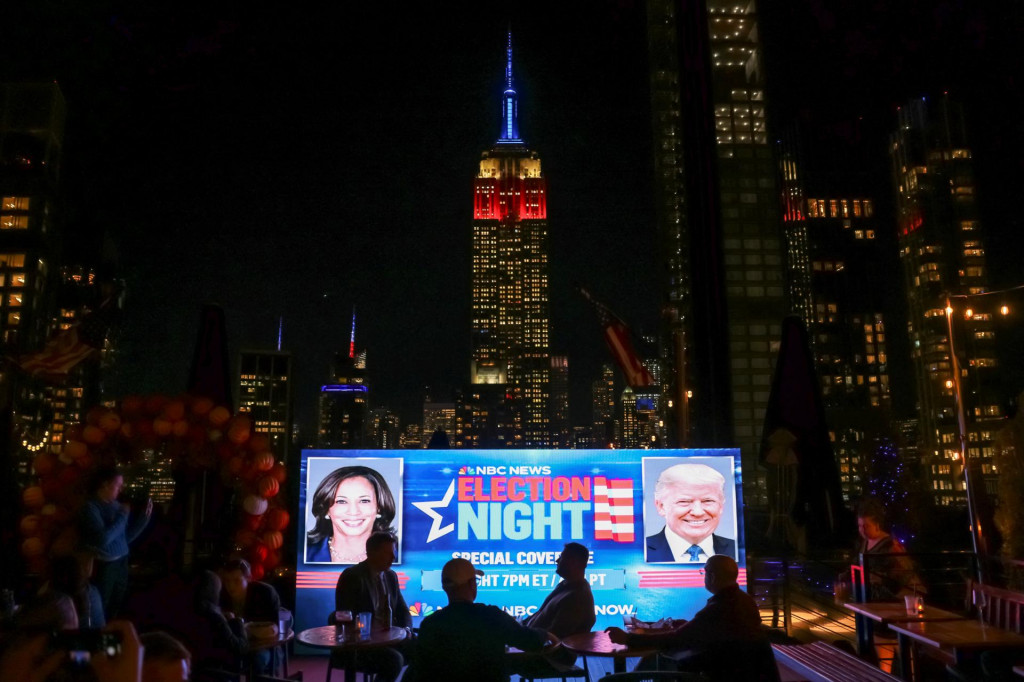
[944,294,983,569]
[944,283,1024,581]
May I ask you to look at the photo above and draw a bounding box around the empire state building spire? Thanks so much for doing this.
[499,31,520,143]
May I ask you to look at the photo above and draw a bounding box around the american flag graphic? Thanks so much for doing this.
[593,477,635,543]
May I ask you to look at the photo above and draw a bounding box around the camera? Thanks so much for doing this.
[51,629,123,663]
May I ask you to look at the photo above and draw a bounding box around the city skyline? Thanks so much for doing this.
[1,1,1021,437]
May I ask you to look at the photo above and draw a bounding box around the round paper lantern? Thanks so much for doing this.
[162,400,185,422]
[86,406,106,426]
[98,411,122,433]
[21,537,45,558]
[19,514,41,536]
[242,495,268,516]
[264,508,289,532]
[40,503,58,517]
[41,479,60,501]
[83,425,106,445]
[33,452,56,476]
[247,434,270,453]
[191,397,214,417]
[252,451,275,472]
[153,418,172,437]
[250,562,265,581]
[172,420,189,437]
[119,422,134,439]
[58,467,81,487]
[75,454,95,470]
[120,395,144,417]
[227,418,251,445]
[227,456,244,476]
[144,395,168,416]
[258,476,279,498]
[209,406,231,427]
[64,440,88,460]
[246,543,268,565]
[261,530,283,550]
[235,529,257,548]
[270,463,286,483]
[23,486,45,508]
[264,550,281,570]
[244,513,264,530]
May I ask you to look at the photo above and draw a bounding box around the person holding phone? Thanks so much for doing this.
[79,466,153,618]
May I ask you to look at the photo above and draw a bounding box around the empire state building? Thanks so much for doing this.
[470,33,551,446]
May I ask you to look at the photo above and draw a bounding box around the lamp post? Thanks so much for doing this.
[943,284,1024,583]
[944,294,985,578]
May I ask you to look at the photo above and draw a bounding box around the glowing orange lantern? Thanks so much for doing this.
[258,476,279,498]
[253,452,275,472]
[23,486,45,508]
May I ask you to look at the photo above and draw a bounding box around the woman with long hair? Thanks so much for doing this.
[306,465,396,563]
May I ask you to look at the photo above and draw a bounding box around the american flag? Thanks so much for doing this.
[593,476,635,543]
[577,286,655,388]
[17,296,117,378]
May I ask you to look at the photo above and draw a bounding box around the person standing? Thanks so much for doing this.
[79,465,152,618]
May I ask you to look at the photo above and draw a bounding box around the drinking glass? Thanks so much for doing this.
[357,612,372,640]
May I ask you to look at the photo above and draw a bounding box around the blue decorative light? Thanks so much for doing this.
[497,31,522,143]
[320,384,368,393]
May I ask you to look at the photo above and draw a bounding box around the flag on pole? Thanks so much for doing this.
[16,295,117,378]
[577,285,656,388]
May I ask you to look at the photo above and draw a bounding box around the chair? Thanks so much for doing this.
[598,673,706,681]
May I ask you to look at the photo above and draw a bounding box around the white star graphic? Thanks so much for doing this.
[413,480,456,542]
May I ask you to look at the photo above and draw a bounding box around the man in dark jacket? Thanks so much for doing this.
[334,532,409,682]
[414,558,547,682]
[607,555,772,679]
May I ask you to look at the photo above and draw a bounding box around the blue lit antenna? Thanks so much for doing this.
[498,30,521,143]
[277,316,283,351]
[349,306,357,359]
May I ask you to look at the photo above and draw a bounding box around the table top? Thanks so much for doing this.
[297,625,407,650]
[561,631,660,660]
[844,601,965,624]
[888,619,1024,651]
[249,628,295,652]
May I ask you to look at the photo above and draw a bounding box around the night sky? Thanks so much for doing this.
[2,1,1021,437]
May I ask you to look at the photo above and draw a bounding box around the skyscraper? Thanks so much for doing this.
[646,0,787,505]
[891,96,1000,506]
[237,348,294,462]
[317,313,369,448]
[778,123,896,502]
[470,33,551,447]
[0,83,66,485]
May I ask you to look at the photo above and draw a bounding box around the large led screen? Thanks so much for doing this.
[295,448,745,637]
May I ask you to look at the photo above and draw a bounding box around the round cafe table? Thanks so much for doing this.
[561,630,661,674]
[297,625,408,682]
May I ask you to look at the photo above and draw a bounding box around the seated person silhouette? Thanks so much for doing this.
[607,555,776,681]
[334,531,410,682]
